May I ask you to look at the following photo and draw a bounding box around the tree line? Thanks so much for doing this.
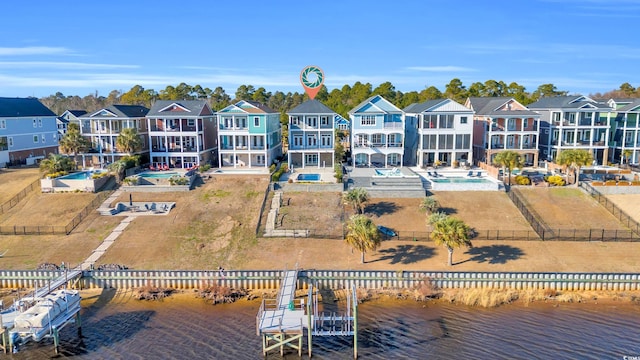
[39,80,640,119]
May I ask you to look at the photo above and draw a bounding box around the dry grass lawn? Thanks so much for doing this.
[0,168,41,203]
[516,187,628,230]
[603,194,640,222]
[0,191,99,226]
[97,175,270,270]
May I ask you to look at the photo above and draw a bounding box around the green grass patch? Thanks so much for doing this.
[549,188,583,198]
[200,189,231,201]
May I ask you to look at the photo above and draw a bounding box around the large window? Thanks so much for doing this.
[254,117,260,127]
[423,114,437,129]
[290,116,299,126]
[371,134,383,146]
[455,134,470,149]
[306,117,317,127]
[0,136,7,151]
[321,134,332,147]
[460,116,467,124]
[293,135,303,147]
[320,116,329,126]
[361,115,376,126]
[439,114,454,129]
[438,134,454,149]
[422,134,436,149]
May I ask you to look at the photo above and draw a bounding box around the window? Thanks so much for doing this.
[53,133,58,141]
[423,114,437,129]
[306,135,317,146]
[33,119,37,128]
[306,117,317,127]
[291,116,299,125]
[8,137,13,147]
[33,135,39,143]
[38,119,42,127]
[460,116,467,124]
[321,134,332,147]
[438,134,454,149]
[552,112,561,122]
[0,137,7,151]
[293,135,303,147]
[439,114,454,128]
[254,117,260,127]
[422,134,436,149]
[320,116,329,126]
[371,134,383,146]
[42,134,46,143]
[256,155,265,165]
[361,115,376,126]
[523,119,529,129]
[455,134,471,149]
[188,119,195,127]
[0,119,5,129]
[507,119,516,131]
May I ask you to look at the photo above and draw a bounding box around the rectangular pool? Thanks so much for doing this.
[297,173,321,181]
[139,171,181,179]
[58,170,104,180]
[430,177,492,183]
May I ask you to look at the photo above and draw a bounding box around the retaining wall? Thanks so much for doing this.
[1,270,638,292]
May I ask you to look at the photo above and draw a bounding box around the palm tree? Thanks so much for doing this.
[493,150,523,187]
[429,215,473,266]
[622,149,633,166]
[556,149,593,186]
[345,214,381,263]
[343,187,369,214]
[116,128,143,154]
[419,196,440,214]
[59,123,90,166]
[39,153,76,175]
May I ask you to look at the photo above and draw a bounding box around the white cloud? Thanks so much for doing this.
[0,62,139,69]
[405,66,476,72]
[0,46,72,56]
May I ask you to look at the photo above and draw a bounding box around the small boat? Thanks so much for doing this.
[11,289,81,343]
[377,225,397,238]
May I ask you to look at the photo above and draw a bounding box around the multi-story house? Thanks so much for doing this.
[56,110,86,139]
[466,97,540,167]
[405,99,474,168]
[0,97,58,167]
[77,104,149,167]
[528,96,612,165]
[349,95,405,167]
[217,100,282,168]
[608,98,640,165]
[146,100,218,169]
[287,99,336,169]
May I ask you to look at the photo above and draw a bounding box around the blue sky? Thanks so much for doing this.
[1,0,639,98]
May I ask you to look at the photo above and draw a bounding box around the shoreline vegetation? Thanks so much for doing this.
[90,284,640,309]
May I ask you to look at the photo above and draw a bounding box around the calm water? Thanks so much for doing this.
[12,290,640,359]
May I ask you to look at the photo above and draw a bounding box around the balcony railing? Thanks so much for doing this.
[383,122,404,129]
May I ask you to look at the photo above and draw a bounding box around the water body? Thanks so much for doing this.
[11,290,640,359]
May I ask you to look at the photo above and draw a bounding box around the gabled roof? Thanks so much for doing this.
[334,114,349,125]
[527,95,610,110]
[61,109,87,117]
[466,97,539,117]
[0,97,56,117]
[218,100,277,114]
[86,104,149,118]
[348,95,402,115]
[147,100,212,117]
[288,99,336,114]
[616,98,640,112]
[404,98,472,113]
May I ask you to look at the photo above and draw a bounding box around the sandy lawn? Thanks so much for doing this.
[603,194,640,222]
[0,168,41,203]
[516,187,628,230]
[97,175,270,270]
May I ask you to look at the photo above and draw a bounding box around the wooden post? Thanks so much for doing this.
[307,288,313,358]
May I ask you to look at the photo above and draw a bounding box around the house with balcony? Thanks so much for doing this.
[404,99,474,168]
[287,99,337,168]
[77,104,149,167]
[607,98,640,165]
[466,97,540,167]
[349,95,405,167]
[56,110,86,139]
[527,96,612,165]
[0,97,59,167]
[146,100,217,169]
[217,100,282,168]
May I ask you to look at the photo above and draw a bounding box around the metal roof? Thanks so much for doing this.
[0,97,56,117]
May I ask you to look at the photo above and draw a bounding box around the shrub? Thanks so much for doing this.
[515,175,531,185]
[46,171,69,179]
[334,163,343,182]
[544,175,565,186]
[271,162,288,181]
[198,164,211,173]
[169,176,189,185]
[269,164,276,173]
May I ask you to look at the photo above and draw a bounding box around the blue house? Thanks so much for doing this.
[0,97,58,167]
[287,99,337,169]
[348,95,405,167]
[217,100,282,168]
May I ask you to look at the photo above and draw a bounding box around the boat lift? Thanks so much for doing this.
[0,269,83,354]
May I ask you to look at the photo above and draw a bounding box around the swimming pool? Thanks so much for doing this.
[139,171,181,179]
[374,168,402,177]
[57,170,104,180]
[297,173,321,181]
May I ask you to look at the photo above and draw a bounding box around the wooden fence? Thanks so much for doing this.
[1,270,637,292]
